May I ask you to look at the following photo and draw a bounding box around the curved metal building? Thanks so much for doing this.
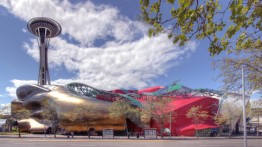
[13,17,247,136]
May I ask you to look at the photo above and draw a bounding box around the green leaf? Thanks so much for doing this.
[180,34,186,40]
[226,26,237,39]
[173,36,180,44]
[140,0,149,7]
[150,2,160,13]
[167,0,175,4]
[148,28,155,37]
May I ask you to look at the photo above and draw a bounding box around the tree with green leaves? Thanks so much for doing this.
[11,103,30,138]
[41,99,59,138]
[213,114,229,137]
[140,0,261,55]
[251,99,262,136]
[213,48,261,92]
[0,104,10,116]
[109,98,141,137]
[142,96,175,139]
[69,103,97,138]
[140,0,262,91]
[186,105,209,138]
[218,101,242,138]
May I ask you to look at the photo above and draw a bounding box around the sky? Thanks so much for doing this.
[0,0,260,106]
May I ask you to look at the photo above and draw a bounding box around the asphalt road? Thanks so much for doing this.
[0,134,261,147]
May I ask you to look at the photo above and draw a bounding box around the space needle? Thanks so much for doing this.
[27,17,61,85]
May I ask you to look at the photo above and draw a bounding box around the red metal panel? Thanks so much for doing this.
[146,97,219,136]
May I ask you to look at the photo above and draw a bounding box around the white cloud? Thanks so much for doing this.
[250,90,262,101]
[24,34,197,90]
[0,103,9,107]
[1,0,144,46]
[252,90,262,95]
[21,28,27,33]
[1,0,198,98]
[5,79,37,98]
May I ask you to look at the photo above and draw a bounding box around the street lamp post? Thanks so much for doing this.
[169,112,172,139]
[242,66,247,147]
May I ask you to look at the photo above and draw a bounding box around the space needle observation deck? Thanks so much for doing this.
[27,17,62,85]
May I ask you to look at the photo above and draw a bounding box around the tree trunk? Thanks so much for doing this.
[53,122,56,138]
[44,126,46,138]
[160,124,163,139]
[195,123,199,139]
[9,125,12,132]
[257,116,259,137]
[87,125,90,139]
[218,127,221,137]
[125,118,129,138]
[228,122,232,138]
[18,127,21,138]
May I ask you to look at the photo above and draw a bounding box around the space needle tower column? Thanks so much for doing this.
[27,17,61,85]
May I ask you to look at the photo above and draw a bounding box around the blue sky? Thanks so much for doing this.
[0,0,259,105]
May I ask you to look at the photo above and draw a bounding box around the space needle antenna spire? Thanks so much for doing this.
[27,17,62,85]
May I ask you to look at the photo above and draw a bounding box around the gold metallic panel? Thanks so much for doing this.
[16,84,126,133]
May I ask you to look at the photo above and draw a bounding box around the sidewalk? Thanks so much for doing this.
[1,133,262,141]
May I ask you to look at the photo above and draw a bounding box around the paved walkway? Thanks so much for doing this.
[0,134,261,147]
[1,133,262,140]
